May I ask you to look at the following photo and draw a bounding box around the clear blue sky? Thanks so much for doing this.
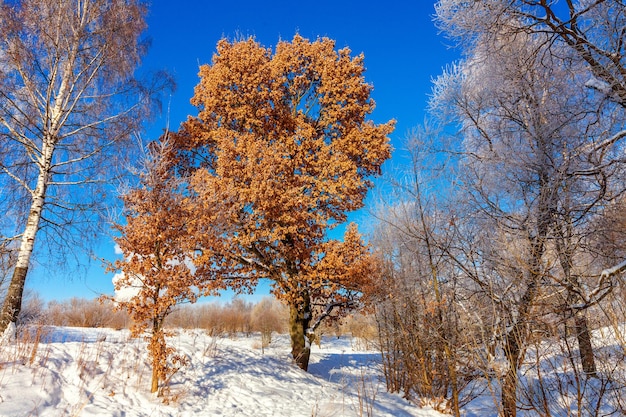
[28,0,459,302]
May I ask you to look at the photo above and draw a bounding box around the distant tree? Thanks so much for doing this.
[222,298,253,336]
[251,297,288,349]
[175,35,393,371]
[111,139,225,395]
[0,0,172,336]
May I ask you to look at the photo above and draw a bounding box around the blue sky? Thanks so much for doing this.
[28,0,459,302]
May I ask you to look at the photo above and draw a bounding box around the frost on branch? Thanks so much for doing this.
[585,76,612,96]
[600,260,626,281]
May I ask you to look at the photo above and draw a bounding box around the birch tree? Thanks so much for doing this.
[174,35,393,371]
[0,0,170,336]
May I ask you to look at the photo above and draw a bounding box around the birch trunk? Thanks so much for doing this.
[0,140,54,336]
[0,6,74,336]
[0,0,162,340]
[0,170,49,335]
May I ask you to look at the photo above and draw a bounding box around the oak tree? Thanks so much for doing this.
[111,139,226,395]
[0,0,171,336]
[176,35,393,371]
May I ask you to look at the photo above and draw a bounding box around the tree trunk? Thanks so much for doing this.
[0,266,28,337]
[289,300,311,371]
[151,356,160,394]
[447,349,460,417]
[150,331,164,395]
[574,312,597,378]
[502,331,522,417]
[150,329,160,394]
[0,164,49,336]
[502,270,541,417]
[150,314,164,394]
[555,228,598,380]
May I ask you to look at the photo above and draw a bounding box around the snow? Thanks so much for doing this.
[0,321,16,345]
[3,324,625,416]
[0,327,445,417]
[585,76,612,95]
[600,259,626,279]
[458,325,626,416]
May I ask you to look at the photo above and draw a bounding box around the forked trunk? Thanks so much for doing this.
[289,301,311,371]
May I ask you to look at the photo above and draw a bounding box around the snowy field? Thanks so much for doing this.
[0,327,445,417]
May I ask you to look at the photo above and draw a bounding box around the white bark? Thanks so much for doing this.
[14,141,53,272]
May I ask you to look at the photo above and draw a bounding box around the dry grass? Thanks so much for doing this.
[43,297,129,329]
[19,294,293,337]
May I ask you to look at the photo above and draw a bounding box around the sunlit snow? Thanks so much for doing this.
[0,327,444,416]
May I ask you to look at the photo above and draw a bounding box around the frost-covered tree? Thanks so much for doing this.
[431,23,626,416]
[435,0,626,107]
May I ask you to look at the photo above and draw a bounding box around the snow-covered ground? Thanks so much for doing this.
[0,327,445,416]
